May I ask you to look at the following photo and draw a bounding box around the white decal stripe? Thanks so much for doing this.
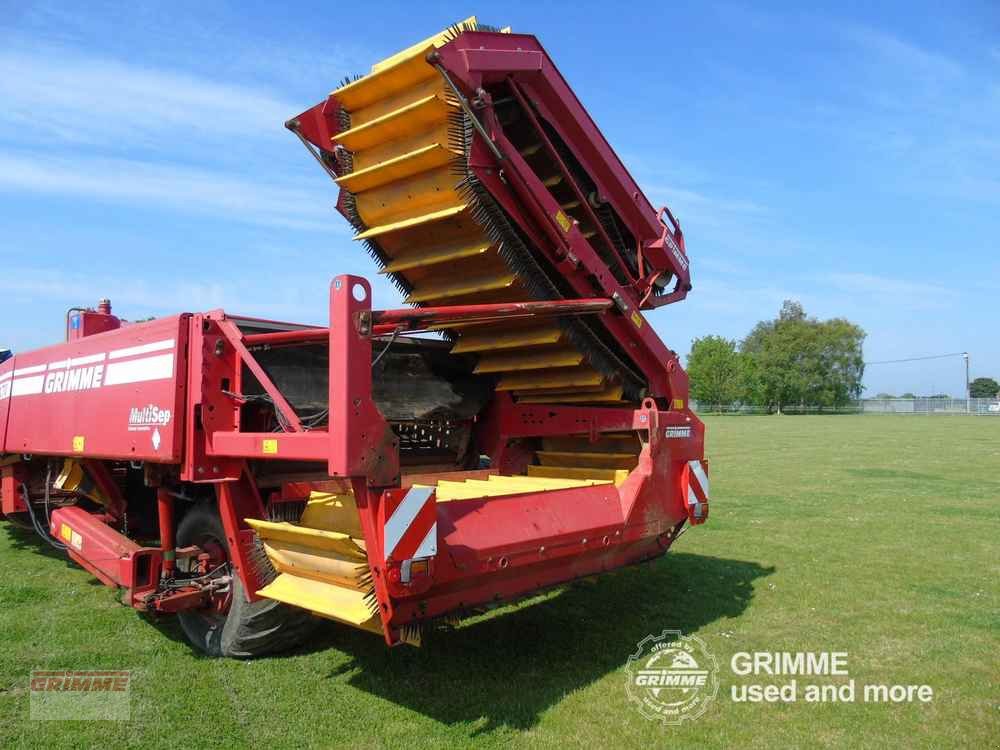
[109,339,174,360]
[70,353,107,367]
[410,522,437,559]
[14,363,46,376]
[0,371,13,383]
[687,484,698,506]
[47,352,108,370]
[11,375,44,396]
[383,486,434,558]
[688,460,709,499]
[104,353,174,386]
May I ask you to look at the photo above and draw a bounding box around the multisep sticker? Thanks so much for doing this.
[129,404,171,451]
[128,404,172,431]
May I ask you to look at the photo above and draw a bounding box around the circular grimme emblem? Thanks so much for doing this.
[625,630,719,724]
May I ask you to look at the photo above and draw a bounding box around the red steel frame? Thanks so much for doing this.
[0,276,707,644]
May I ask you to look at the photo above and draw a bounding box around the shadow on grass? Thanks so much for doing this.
[847,467,1000,490]
[4,518,772,731]
[1,522,141,595]
[322,551,773,734]
[846,467,946,482]
[3,517,69,560]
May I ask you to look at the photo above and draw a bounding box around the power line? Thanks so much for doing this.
[865,352,967,366]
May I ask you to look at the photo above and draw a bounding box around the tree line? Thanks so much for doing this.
[686,300,866,412]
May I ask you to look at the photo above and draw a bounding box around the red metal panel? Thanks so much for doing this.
[208,431,329,461]
[437,484,624,570]
[385,475,686,626]
[3,317,189,461]
[328,275,399,487]
[67,309,121,341]
[216,470,268,603]
[390,535,667,626]
[49,505,141,588]
[181,314,241,482]
[287,96,343,161]
[379,396,704,627]
[0,464,28,515]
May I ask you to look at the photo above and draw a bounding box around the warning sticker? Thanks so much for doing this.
[555,210,572,233]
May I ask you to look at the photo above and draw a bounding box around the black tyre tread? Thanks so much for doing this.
[223,603,319,657]
[175,503,319,658]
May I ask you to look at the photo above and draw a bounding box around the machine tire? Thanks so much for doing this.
[175,503,318,658]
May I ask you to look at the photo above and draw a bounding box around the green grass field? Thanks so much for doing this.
[0,416,997,748]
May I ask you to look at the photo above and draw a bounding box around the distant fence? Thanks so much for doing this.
[691,403,859,415]
[859,398,1000,415]
[692,398,1000,416]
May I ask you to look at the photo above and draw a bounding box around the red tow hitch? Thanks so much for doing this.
[48,505,231,613]
[49,506,161,602]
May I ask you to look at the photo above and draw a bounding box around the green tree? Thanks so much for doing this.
[969,377,1000,398]
[900,392,916,399]
[736,350,764,406]
[808,317,866,407]
[740,302,813,411]
[739,300,865,412]
[687,336,741,407]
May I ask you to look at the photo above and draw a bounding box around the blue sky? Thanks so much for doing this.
[1,1,997,396]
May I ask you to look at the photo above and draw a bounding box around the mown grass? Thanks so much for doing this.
[0,416,996,748]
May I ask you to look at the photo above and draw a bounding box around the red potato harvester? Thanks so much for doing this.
[0,18,708,656]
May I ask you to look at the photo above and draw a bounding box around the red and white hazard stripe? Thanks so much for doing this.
[685,459,709,524]
[383,486,437,563]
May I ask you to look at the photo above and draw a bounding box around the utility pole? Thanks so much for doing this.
[963,352,970,413]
